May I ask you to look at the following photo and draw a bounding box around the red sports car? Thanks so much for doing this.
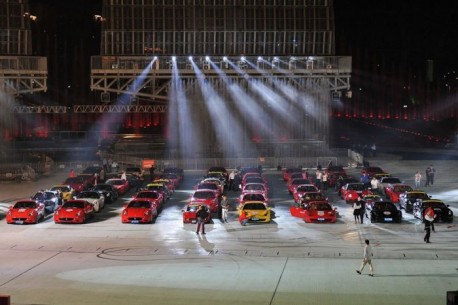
[54,200,95,224]
[361,166,387,178]
[190,190,220,213]
[105,178,130,195]
[290,201,337,223]
[195,181,222,196]
[63,176,93,193]
[132,190,164,212]
[340,183,372,203]
[292,184,320,203]
[122,199,158,224]
[282,168,303,182]
[241,183,268,200]
[6,200,45,224]
[182,202,212,224]
[384,183,413,203]
[287,178,312,194]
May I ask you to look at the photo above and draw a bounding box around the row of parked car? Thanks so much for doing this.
[282,167,338,223]
[182,166,273,225]
[5,165,185,225]
[335,165,453,223]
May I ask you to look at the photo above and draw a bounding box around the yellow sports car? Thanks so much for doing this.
[238,201,271,223]
[50,185,75,201]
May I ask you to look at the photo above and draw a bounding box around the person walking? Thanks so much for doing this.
[424,210,435,243]
[196,205,208,234]
[429,164,436,185]
[353,199,362,224]
[322,171,328,191]
[424,166,432,187]
[228,170,235,191]
[221,196,230,223]
[315,169,322,190]
[69,169,76,178]
[356,239,374,276]
[359,197,366,224]
[414,171,422,189]
[149,165,155,182]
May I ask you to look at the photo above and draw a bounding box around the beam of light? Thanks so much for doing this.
[166,58,202,159]
[209,60,278,141]
[61,58,159,162]
[243,58,329,140]
[190,59,256,158]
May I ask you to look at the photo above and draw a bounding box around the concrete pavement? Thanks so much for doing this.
[0,155,457,305]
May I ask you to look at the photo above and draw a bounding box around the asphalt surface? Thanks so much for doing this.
[0,154,457,305]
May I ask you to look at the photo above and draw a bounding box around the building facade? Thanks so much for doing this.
[101,0,335,56]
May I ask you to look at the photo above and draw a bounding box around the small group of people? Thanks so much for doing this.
[195,195,232,234]
[352,196,366,224]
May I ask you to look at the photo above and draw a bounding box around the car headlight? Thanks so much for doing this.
[448,210,452,215]
[55,210,59,215]
[144,210,150,215]
[76,211,82,217]
[123,210,127,215]
[29,211,35,216]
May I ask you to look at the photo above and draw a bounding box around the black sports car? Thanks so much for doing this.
[413,199,453,223]
[369,201,402,223]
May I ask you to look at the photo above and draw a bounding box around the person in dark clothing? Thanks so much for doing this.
[196,205,208,234]
[358,198,366,223]
[149,165,155,182]
[424,219,435,243]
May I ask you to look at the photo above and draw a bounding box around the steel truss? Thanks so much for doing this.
[0,56,48,95]
[90,55,351,104]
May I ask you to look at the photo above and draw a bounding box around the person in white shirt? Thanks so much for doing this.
[370,176,379,192]
[356,239,374,276]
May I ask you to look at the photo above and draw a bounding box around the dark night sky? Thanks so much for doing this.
[334,0,458,75]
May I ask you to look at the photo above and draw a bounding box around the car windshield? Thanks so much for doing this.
[303,193,325,201]
[408,193,430,200]
[245,177,263,184]
[128,201,150,208]
[186,205,199,212]
[136,192,158,199]
[374,202,396,210]
[309,203,332,210]
[297,185,317,192]
[15,201,37,209]
[243,203,266,210]
[147,185,165,192]
[193,191,215,199]
[63,201,84,209]
[244,184,265,191]
[242,194,265,201]
[51,186,70,192]
[79,192,99,199]
[197,183,218,190]
[107,180,123,185]
[347,184,365,191]
[382,178,402,184]
[393,185,412,192]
